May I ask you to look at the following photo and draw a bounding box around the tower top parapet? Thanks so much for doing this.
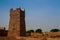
[21,8,25,11]
[10,8,25,11]
[10,8,13,11]
[16,8,20,10]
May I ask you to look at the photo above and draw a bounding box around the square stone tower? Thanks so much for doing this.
[8,8,26,37]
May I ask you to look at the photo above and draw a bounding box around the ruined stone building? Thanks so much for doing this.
[8,8,26,37]
[0,27,8,36]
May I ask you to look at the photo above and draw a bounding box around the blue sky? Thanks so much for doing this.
[0,0,60,32]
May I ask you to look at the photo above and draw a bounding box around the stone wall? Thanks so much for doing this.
[17,37,60,40]
[47,38,60,40]
[31,32,43,38]
[44,32,60,38]
[0,37,60,40]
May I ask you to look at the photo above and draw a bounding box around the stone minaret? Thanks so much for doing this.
[8,8,26,37]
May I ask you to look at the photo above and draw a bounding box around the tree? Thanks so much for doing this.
[35,29,42,33]
[26,30,34,33]
[50,29,60,32]
[26,30,34,36]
